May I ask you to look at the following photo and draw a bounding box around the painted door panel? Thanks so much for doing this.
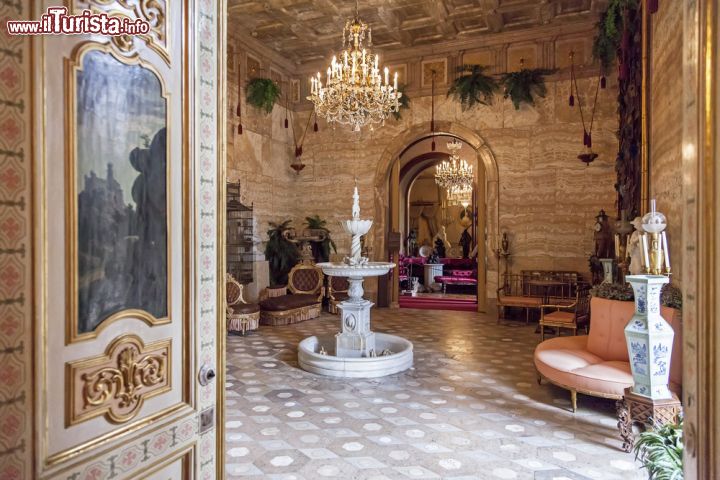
[30,1,221,478]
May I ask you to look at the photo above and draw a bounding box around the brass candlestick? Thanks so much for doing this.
[640,200,671,276]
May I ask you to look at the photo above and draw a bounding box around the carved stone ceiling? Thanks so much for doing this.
[228,0,604,65]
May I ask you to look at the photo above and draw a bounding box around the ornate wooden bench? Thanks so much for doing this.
[259,264,324,326]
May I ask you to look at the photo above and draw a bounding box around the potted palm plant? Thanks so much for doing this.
[264,220,300,286]
[447,64,498,110]
[634,418,683,480]
[304,215,337,263]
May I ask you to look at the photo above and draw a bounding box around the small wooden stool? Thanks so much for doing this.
[616,387,682,452]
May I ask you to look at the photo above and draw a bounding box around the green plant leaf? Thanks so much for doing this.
[447,64,498,111]
[246,78,281,114]
[501,68,555,110]
[592,0,639,72]
[264,219,300,285]
[634,418,684,480]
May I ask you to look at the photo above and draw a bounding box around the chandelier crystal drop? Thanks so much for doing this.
[307,4,401,132]
[434,139,474,192]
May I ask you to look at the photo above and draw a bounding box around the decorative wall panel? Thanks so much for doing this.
[66,335,171,426]
[0,1,33,478]
[74,0,170,66]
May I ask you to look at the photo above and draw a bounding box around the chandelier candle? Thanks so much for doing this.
[307,5,401,131]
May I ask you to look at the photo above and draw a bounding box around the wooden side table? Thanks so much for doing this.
[616,387,682,452]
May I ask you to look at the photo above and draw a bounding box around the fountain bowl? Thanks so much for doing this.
[298,333,413,378]
[341,218,373,236]
[316,261,395,278]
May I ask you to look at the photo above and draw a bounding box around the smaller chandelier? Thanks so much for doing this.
[446,184,473,208]
[307,6,401,132]
[435,139,473,192]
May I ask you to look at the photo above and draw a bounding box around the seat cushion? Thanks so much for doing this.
[542,311,575,324]
[259,294,319,311]
[331,292,349,302]
[534,336,633,397]
[535,336,601,372]
[229,303,260,314]
[498,295,542,307]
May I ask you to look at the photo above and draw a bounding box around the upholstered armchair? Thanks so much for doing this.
[226,274,260,335]
[259,264,324,326]
[539,285,591,340]
[326,275,349,314]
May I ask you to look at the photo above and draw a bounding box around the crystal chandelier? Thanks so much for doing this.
[446,184,473,208]
[307,2,401,132]
[435,139,474,192]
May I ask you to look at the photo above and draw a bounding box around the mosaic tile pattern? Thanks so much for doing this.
[225,309,644,479]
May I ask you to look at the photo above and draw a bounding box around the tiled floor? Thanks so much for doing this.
[225,308,644,480]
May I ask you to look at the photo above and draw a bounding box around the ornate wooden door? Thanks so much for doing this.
[29,1,223,478]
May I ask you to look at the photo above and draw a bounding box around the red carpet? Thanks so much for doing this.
[399,295,477,312]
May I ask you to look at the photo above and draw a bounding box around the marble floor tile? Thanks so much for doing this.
[225,308,644,479]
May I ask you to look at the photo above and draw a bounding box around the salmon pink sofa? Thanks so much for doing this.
[534,297,682,412]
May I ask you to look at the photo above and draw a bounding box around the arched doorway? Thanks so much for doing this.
[373,121,500,312]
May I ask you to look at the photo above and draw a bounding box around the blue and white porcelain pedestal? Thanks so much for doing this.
[624,275,673,399]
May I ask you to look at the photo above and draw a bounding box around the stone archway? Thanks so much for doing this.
[373,121,500,312]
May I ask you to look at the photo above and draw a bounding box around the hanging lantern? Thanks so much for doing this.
[313,118,319,132]
[578,147,598,166]
[569,94,575,107]
[238,123,243,134]
[600,76,607,89]
[285,118,289,128]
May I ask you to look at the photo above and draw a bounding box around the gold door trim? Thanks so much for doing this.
[65,334,172,426]
[64,41,172,344]
[45,403,193,469]
[137,444,194,479]
[72,0,171,66]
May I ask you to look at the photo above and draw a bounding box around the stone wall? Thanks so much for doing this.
[297,76,619,298]
[227,26,622,300]
[227,31,305,260]
[649,6,683,284]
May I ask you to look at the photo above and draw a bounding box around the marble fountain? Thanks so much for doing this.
[297,184,414,378]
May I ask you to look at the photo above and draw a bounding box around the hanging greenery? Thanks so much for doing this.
[592,0,637,72]
[304,215,337,262]
[501,68,555,110]
[634,418,684,480]
[264,220,300,286]
[246,78,281,114]
[447,64,498,111]
[392,84,411,120]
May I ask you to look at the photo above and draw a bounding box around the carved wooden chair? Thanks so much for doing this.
[326,275,350,314]
[226,274,260,335]
[539,285,591,341]
[259,264,324,326]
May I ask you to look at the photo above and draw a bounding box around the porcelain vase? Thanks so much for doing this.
[624,274,673,399]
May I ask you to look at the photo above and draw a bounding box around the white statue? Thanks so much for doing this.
[434,226,451,249]
[627,216,645,275]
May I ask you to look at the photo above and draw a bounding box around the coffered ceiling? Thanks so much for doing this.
[228,0,606,66]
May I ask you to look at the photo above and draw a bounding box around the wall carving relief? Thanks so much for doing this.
[66,334,171,426]
[73,0,169,65]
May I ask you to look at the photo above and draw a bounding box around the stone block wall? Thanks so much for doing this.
[227,27,623,300]
[650,6,683,284]
[296,77,619,298]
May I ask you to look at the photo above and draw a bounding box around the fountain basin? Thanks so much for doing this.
[298,333,413,378]
[316,261,395,277]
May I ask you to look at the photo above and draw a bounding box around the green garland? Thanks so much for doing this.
[447,64,498,111]
[592,0,639,72]
[501,68,555,110]
[246,78,281,114]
